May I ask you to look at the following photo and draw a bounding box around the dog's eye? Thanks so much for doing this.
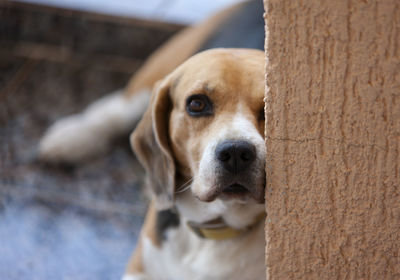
[186,94,213,117]
[189,99,205,112]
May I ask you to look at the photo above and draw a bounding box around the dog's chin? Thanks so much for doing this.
[194,183,265,204]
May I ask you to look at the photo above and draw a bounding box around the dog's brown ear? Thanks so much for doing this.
[130,78,175,210]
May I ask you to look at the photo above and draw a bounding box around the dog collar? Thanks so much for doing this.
[186,212,265,240]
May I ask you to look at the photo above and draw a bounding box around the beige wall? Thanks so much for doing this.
[263,0,400,278]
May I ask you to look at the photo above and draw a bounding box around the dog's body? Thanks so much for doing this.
[38,2,266,280]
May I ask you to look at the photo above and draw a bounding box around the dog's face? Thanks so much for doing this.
[132,49,265,227]
[168,50,265,204]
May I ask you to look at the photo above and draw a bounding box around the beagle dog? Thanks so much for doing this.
[123,48,266,280]
[38,1,266,279]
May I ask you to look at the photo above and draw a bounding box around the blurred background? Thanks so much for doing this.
[0,0,244,279]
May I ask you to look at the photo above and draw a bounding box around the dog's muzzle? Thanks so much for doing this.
[210,140,264,202]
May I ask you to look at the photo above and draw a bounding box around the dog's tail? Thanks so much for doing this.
[38,89,150,163]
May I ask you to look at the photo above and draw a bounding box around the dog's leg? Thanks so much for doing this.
[38,3,239,164]
[39,89,150,163]
[121,240,152,280]
[122,202,160,280]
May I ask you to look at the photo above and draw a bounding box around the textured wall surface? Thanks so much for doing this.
[264,0,400,279]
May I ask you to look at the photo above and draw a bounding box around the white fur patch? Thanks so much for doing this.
[141,221,265,280]
[39,89,150,163]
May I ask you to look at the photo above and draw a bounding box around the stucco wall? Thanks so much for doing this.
[264,0,400,279]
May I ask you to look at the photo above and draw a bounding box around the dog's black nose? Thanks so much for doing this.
[215,140,256,174]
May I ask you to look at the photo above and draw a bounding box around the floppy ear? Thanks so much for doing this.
[130,77,176,210]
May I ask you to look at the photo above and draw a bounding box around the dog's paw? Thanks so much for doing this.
[38,89,150,163]
[121,273,152,280]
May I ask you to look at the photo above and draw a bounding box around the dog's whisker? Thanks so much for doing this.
[175,178,193,193]
[175,179,193,193]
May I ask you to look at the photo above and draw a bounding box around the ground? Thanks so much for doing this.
[0,3,182,279]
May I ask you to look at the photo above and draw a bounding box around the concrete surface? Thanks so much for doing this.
[264,0,400,278]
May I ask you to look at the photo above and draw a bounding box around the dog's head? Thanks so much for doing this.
[131,49,265,227]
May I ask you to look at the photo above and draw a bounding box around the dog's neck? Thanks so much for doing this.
[185,212,265,240]
[174,189,265,240]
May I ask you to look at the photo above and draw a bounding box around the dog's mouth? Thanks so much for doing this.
[222,183,249,194]
[196,180,265,203]
[219,183,251,201]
